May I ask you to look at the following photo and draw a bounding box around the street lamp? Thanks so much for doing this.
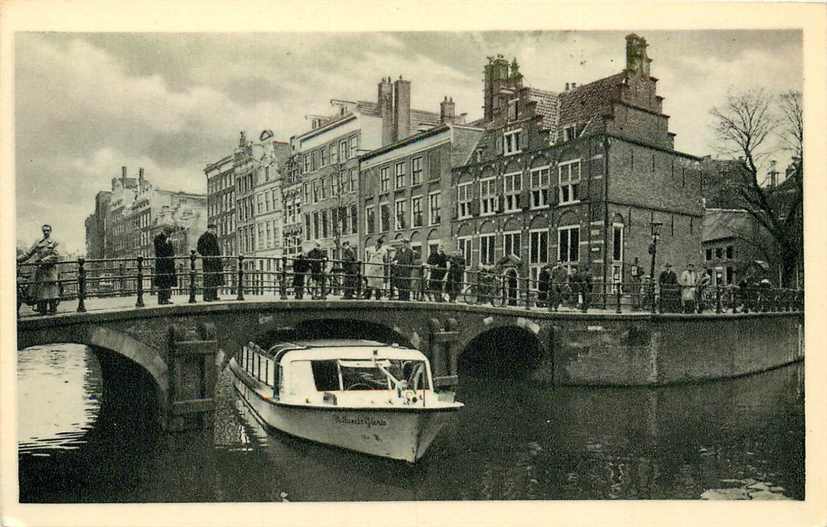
[648,221,663,311]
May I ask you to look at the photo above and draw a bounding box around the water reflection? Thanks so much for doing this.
[17,345,804,502]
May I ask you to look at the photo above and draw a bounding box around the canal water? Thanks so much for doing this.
[17,344,804,502]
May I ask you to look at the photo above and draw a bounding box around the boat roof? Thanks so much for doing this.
[267,339,426,363]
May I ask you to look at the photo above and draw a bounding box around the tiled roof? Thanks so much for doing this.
[703,209,755,242]
[559,72,626,128]
[527,87,560,132]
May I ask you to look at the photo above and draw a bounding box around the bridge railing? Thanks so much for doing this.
[16,255,805,316]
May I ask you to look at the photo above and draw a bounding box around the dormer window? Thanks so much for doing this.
[563,124,577,142]
[504,129,522,156]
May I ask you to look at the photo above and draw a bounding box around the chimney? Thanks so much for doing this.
[379,76,394,146]
[768,159,779,187]
[625,33,652,77]
[393,75,411,142]
[121,166,127,187]
[571,82,577,89]
[440,96,456,124]
[565,82,570,91]
[138,167,145,190]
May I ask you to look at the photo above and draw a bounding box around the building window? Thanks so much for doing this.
[504,129,522,155]
[480,234,496,266]
[350,205,358,234]
[412,157,423,185]
[330,175,338,197]
[313,212,320,240]
[365,206,375,234]
[726,245,734,259]
[563,124,577,142]
[380,167,390,192]
[480,178,497,215]
[530,166,550,209]
[507,98,519,121]
[349,168,357,193]
[295,198,301,217]
[706,248,713,261]
[266,222,272,248]
[320,146,328,168]
[394,199,407,230]
[330,142,338,164]
[312,181,320,203]
[715,247,723,259]
[349,136,358,159]
[412,196,423,227]
[558,226,579,263]
[321,177,328,200]
[395,162,406,189]
[503,231,521,258]
[321,210,329,238]
[429,192,441,225]
[339,140,348,161]
[458,237,472,272]
[612,224,623,262]
[530,229,549,266]
[457,183,473,218]
[503,172,522,212]
[558,160,581,205]
[380,203,390,232]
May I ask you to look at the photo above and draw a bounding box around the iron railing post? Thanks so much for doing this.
[356,260,363,299]
[77,258,87,313]
[237,255,245,301]
[189,250,197,303]
[320,258,328,300]
[524,276,531,310]
[135,256,145,307]
[715,285,722,314]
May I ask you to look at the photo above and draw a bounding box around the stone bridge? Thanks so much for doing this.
[17,300,804,432]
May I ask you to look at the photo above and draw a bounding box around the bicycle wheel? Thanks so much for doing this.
[462,285,479,305]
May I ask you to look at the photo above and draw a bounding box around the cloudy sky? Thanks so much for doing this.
[15,30,801,253]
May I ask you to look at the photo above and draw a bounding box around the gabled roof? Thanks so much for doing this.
[558,72,626,128]
[703,209,756,243]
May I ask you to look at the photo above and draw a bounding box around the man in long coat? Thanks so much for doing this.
[153,227,176,305]
[197,224,224,301]
[658,263,679,312]
[426,245,448,302]
[17,224,61,315]
[392,237,416,301]
[340,240,358,299]
[550,262,569,311]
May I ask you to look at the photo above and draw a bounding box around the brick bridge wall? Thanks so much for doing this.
[18,302,804,428]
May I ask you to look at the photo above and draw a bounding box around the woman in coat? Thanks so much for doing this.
[153,227,177,305]
[17,224,61,315]
[364,238,388,299]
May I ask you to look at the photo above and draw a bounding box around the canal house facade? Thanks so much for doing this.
[451,34,704,291]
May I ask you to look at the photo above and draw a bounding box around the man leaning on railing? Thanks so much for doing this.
[17,224,61,315]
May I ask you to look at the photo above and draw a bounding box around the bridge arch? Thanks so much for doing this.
[457,321,548,378]
[250,318,416,350]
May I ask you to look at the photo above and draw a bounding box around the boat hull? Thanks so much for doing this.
[230,360,459,462]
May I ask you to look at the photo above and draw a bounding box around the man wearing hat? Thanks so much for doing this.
[307,241,326,299]
[153,225,177,305]
[364,238,388,299]
[393,237,416,301]
[341,240,358,299]
[197,224,224,301]
[658,262,678,312]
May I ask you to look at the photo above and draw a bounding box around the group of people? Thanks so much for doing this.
[151,222,226,305]
[656,261,712,313]
[536,263,594,311]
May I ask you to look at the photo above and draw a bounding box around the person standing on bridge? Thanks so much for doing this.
[364,238,388,300]
[17,224,61,315]
[341,240,358,299]
[392,237,415,301]
[197,224,224,301]
[446,248,465,303]
[153,226,176,305]
[426,245,448,302]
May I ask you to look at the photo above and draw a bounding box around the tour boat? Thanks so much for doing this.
[228,338,463,463]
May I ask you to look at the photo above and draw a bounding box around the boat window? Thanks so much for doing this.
[311,360,340,391]
[339,362,391,391]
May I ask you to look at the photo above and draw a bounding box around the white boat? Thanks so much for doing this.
[228,338,463,463]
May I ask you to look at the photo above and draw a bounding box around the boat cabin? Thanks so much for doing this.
[237,339,435,406]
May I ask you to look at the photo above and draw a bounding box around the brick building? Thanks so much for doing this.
[252,135,290,286]
[293,76,440,260]
[84,190,111,262]
[450,34,704,293]
[359,102,482,262]
[205,153,236,258]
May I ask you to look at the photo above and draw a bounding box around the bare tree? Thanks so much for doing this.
[710,89,803,287]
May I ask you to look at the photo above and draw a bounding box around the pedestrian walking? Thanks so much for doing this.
[153,226,176,305]
[364,238,388,299]
[392,237,416,301]
[446,249,466,303]
[537,265,550,307]
[697,266,711,312]
[574,265,594,312]
[426,245,448,302]
[341,240,358,299]
[197,224,224,301]
[17,224,61,315]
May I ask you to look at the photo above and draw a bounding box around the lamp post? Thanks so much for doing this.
[648,221,663,312]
